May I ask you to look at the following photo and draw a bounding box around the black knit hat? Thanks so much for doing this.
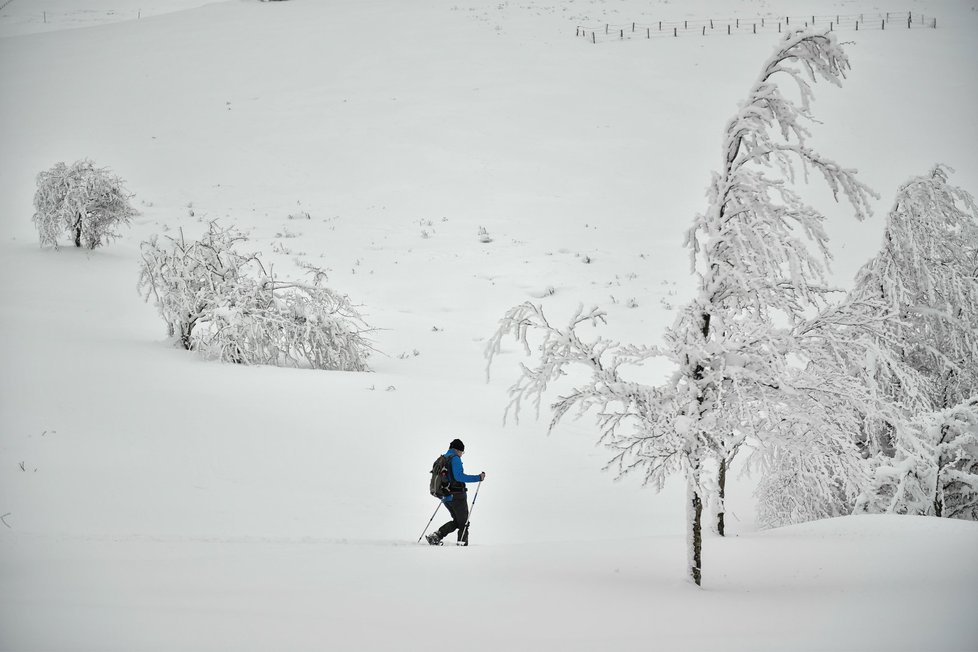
[450,438,465,452]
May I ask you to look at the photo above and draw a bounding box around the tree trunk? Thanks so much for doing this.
[74,215,83,248]
[717,457,727,537]
[687,471,703,586]
[934,423,951,517]
[686,309,710,586]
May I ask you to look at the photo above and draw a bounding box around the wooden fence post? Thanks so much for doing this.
[702,26,705,36]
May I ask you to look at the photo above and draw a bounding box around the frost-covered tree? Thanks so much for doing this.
[487,30,878,586]
[32,159,137,249]
[139,223,372,371]
[852,167,978,518]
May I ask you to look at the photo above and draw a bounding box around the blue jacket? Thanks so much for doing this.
[442,449,481,502]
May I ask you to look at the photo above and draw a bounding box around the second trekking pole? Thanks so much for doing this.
[458,480,481,545]
[417,501,443,543]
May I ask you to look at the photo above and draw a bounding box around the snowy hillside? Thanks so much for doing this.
[1,0,977,650]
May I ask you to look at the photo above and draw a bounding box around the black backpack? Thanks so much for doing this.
[429,454,451,498]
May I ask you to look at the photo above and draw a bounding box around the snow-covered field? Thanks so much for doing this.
[1,0,977,650]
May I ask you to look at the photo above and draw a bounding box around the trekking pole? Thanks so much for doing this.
[417,501,443,543]
[459,481,482,544]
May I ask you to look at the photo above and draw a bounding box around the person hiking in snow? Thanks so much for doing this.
[426,439,485,546]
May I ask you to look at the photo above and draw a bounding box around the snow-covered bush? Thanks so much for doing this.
[139,223,372,371]
[753,414,868,529]
[858,399,978,519]
[32,159,137,249]
[487,30,877,585]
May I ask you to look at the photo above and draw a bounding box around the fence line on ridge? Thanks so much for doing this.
[577,11,937,44]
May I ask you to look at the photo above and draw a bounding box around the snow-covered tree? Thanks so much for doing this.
[32,159,137,249]
[487,30,878,586]
[139,223,372,371]
[852,167,978,518]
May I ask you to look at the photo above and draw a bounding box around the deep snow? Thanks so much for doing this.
[1,0,977,650]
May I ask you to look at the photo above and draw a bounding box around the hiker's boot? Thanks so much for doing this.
[425,532,443,546]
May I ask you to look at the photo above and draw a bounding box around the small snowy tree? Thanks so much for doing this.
[487,30,878,586]
[32,159,137,249]
[139,223,372,371]
[852,167,978,519]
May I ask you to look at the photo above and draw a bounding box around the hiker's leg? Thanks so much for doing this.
[435,497,466,538]
[453,497,469,543]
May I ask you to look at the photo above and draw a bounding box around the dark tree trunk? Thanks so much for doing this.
[685,310,712,586]
[717,457,727,537]
[691,487,703,586]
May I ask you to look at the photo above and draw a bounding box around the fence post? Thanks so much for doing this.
[632,22,635,32]
[829,22,833,31]
[778,21,781,32]
[702,26,705,36]
[684,20,688,29]
[647,27,650,38]
[882,19,885,30]
[727,24,731,35]
[710,19,714,29]
[673,27,677,37]
[753,24,756,34]
[620,28,623,39]
[855,21,859,31]
[592,31,596,43]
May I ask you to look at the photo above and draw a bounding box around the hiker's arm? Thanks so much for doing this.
[451,455,482,483]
